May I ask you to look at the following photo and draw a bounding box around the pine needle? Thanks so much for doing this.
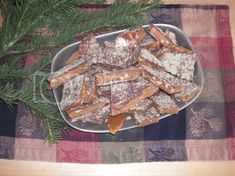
[0,0,163,143]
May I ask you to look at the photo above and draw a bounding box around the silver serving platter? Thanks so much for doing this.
[51,24,204,133]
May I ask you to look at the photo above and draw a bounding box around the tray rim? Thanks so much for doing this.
[51,23,205,133]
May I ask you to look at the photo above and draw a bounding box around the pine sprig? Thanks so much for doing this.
[0,0,74,57]
[0,57,28,81]
[0,81,66,142]
[0,0,163,143]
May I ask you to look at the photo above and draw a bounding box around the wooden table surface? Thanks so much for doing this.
[0,0,235,175]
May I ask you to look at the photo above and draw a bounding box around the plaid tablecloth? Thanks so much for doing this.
[0,4,234,163]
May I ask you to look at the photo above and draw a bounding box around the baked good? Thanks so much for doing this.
[67,96,110,123]
[159,51,197,81]
[141,65,182,94]
[149,25,175,49]
[164,29,177,45]
[48,25,200,133]
[47,59,90,89]
[134,106,159,127]
[150,91,179,114]
[65,50,82,65]
[110,77,159,116]
[107,113,130,134]
[95,68,143,86]
[174,81,199,102]
[141,41,161,51]
[70,104,110,124]
[60,75,85,111]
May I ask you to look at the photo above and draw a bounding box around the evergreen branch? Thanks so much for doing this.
[0,82,66,142]
[71,0,105,5]
[0,0,163,143]
[0,0,74,53]
[48,0,162,46]
[0,58,28,81]
[0,54,52,81]
[0,0,162,58]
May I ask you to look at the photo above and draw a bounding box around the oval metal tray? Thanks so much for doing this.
[51,24,204,133]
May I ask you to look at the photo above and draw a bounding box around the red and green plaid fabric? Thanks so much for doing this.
[1,4,234,163]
